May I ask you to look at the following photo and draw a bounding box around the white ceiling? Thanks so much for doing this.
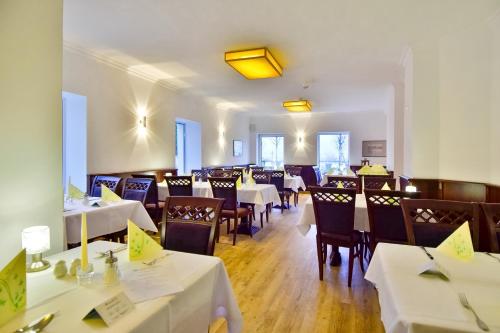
[63,0,500,114]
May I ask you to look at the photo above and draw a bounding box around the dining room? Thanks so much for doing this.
[1,0,500,332]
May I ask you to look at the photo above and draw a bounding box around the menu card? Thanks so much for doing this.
[83,292,134,326]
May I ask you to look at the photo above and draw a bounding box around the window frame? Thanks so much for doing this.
[316,131,350,174]
[257,133,285,169]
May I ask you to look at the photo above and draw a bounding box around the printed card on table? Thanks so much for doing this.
[101,184,121,202]
[0,250,26,327]
[128,220,163,261]
[436,221,474,261]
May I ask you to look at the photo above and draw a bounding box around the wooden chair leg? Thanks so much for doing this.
[265,205,269,223]
[260,212,264,228]
[322,243,327,263]
[226,218,230,235]
[294,193,298,207]
[348,246,354,288]
[316,237,324,281]
[358,242,365,273]
[232,218,238,246]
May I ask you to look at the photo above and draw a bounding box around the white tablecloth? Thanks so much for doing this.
[3,241,243,333]
[296,193,369,235]
[157,182,213,200]
[284,175,306,192]
[365,243,500,333]
[158,182,281,214]
[64,200,157,245]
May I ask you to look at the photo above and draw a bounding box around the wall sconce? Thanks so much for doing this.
[218,124,225,147]
[297,131,305,149]
[139,116,147,129]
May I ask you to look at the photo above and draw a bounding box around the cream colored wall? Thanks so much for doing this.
[249,111,387,166]
[0,0,63,265]
[63,49,249,174]
[490,16,500,185]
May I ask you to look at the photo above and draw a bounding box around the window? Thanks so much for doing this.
[259,135,284,169]
[317,132,349,174]
[175,122,186,175]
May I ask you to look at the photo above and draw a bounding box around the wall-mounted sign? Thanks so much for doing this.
[362,140,386,157]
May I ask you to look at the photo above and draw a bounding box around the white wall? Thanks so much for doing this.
[249,111,387,166]
[63,48,250,174]
[0,0,63,265]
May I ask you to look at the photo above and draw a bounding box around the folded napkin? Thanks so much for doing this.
[68,183,85,199]
[101,184,121,202]
[336,182,344,189]
[0,249,26,326]
[436,221,474,261]
[128,220,163,261]
[236,176,242,189]
[381,182,391,190]
[356,165,372,175]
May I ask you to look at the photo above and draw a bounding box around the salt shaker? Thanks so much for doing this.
[103,251,121,286]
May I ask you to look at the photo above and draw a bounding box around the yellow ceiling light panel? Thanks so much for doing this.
[225,48,283,79]
[283,100,312,112]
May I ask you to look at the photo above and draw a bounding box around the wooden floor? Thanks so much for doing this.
[211,194,385,333]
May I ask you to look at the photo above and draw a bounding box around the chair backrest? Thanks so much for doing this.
[325,176,360,192]
[191,169,207,182]
[310,187,357,239]
[252,171,271,184]
[90,176,121,197]
[232,169,243,182]
[210,169,233,178]
[401,199,480,249]
[365,190,421,249]
[480,203,500,253]
[285,166,302,176]
[132,174,159,204]
[160,196,223,256]
[121,178,153,204]
[250,166,264,172]
[270,171,285,192]
[364,177,396,190]
[209,177,238,211]
[166,176,193,196]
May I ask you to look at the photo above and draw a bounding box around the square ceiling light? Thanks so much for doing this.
[283,100,312,112]
[225,48,283,79]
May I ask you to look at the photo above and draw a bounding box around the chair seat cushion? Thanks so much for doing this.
[222,207,252,217]
[165,223,210,255]
[146,201,165,209]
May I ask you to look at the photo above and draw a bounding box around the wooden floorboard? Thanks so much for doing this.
[211,194,385,333]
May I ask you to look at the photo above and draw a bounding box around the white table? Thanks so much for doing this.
[158,182,281,214]
[3,241,243,333]
[284,175,306,193]
[64,200,157,245]
[157,182,213,200]
[296,193,370,235]
[365,243,500,333]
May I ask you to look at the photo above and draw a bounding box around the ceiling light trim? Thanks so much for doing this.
[225,47,283,79]
[283,100,312,112]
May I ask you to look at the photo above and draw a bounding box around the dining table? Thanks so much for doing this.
[284,175,307,193]
[366,243,500,333]
[296,193,370,235]
[2,241,243,333]
[64,199,157,246]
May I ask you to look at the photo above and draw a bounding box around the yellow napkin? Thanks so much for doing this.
[236,176,242,189]
[128,220,163,261]
[69,183,85,199]
[192,174,196,184]
[0,249,26,327]
[381,182,391,190]
[101,184,121,202]
[436,222,474,261]
[336,182,344,189]
[356,165,372,175]
[370,165,389,175]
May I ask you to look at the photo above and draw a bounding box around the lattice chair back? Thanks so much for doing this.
[365,190,421,248]
[90,176,121,197]
[288,166,302,176]
[401,199,480,249]
[250,166,264,172]
[209,169,233,178]
[232,169,243,182]
[132,174,159,203]
[209,177,238,211]
[191,169,207,182]
[160,196,224,256]
[363,177,396,190]
[270,171,285,192]
[121,178,153,204]
[310,187,357,239]
[166,176,193,196]
[480,203,500,253]
[325,176,360,192]
[252,171,271,184]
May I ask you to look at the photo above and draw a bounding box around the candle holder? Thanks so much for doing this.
[76,263,95,286]
[22,226,51,273]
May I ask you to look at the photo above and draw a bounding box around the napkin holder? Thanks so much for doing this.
[417,260,450,281]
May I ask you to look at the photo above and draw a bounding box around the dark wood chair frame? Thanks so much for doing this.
[165,176,193,196]
[480,203,500,253]
[363,177,397,191]
[325,176,361,194]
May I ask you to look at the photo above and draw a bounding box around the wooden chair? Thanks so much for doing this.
[365,190,421,257]
[210,169,232,178]
[132,174,164,224]
[364,177,396,191]
[191,169,207,182]
[166,176,193,196]
[122,177,153,204]
[286,166,302,207]
[90,175,121,197]
[480,203,500,253]
[325,176,361,194]
[251,171,272,225]
[250,166,264,172]
[160,196,224,256]
[270,171,291,213]
[209,177,253,245]
[401,199,480,249]
[310,187,364,287]
[232,169,243,182]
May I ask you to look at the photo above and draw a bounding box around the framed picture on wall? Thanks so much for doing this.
[233,140,243,157]
[362,140,386,157]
